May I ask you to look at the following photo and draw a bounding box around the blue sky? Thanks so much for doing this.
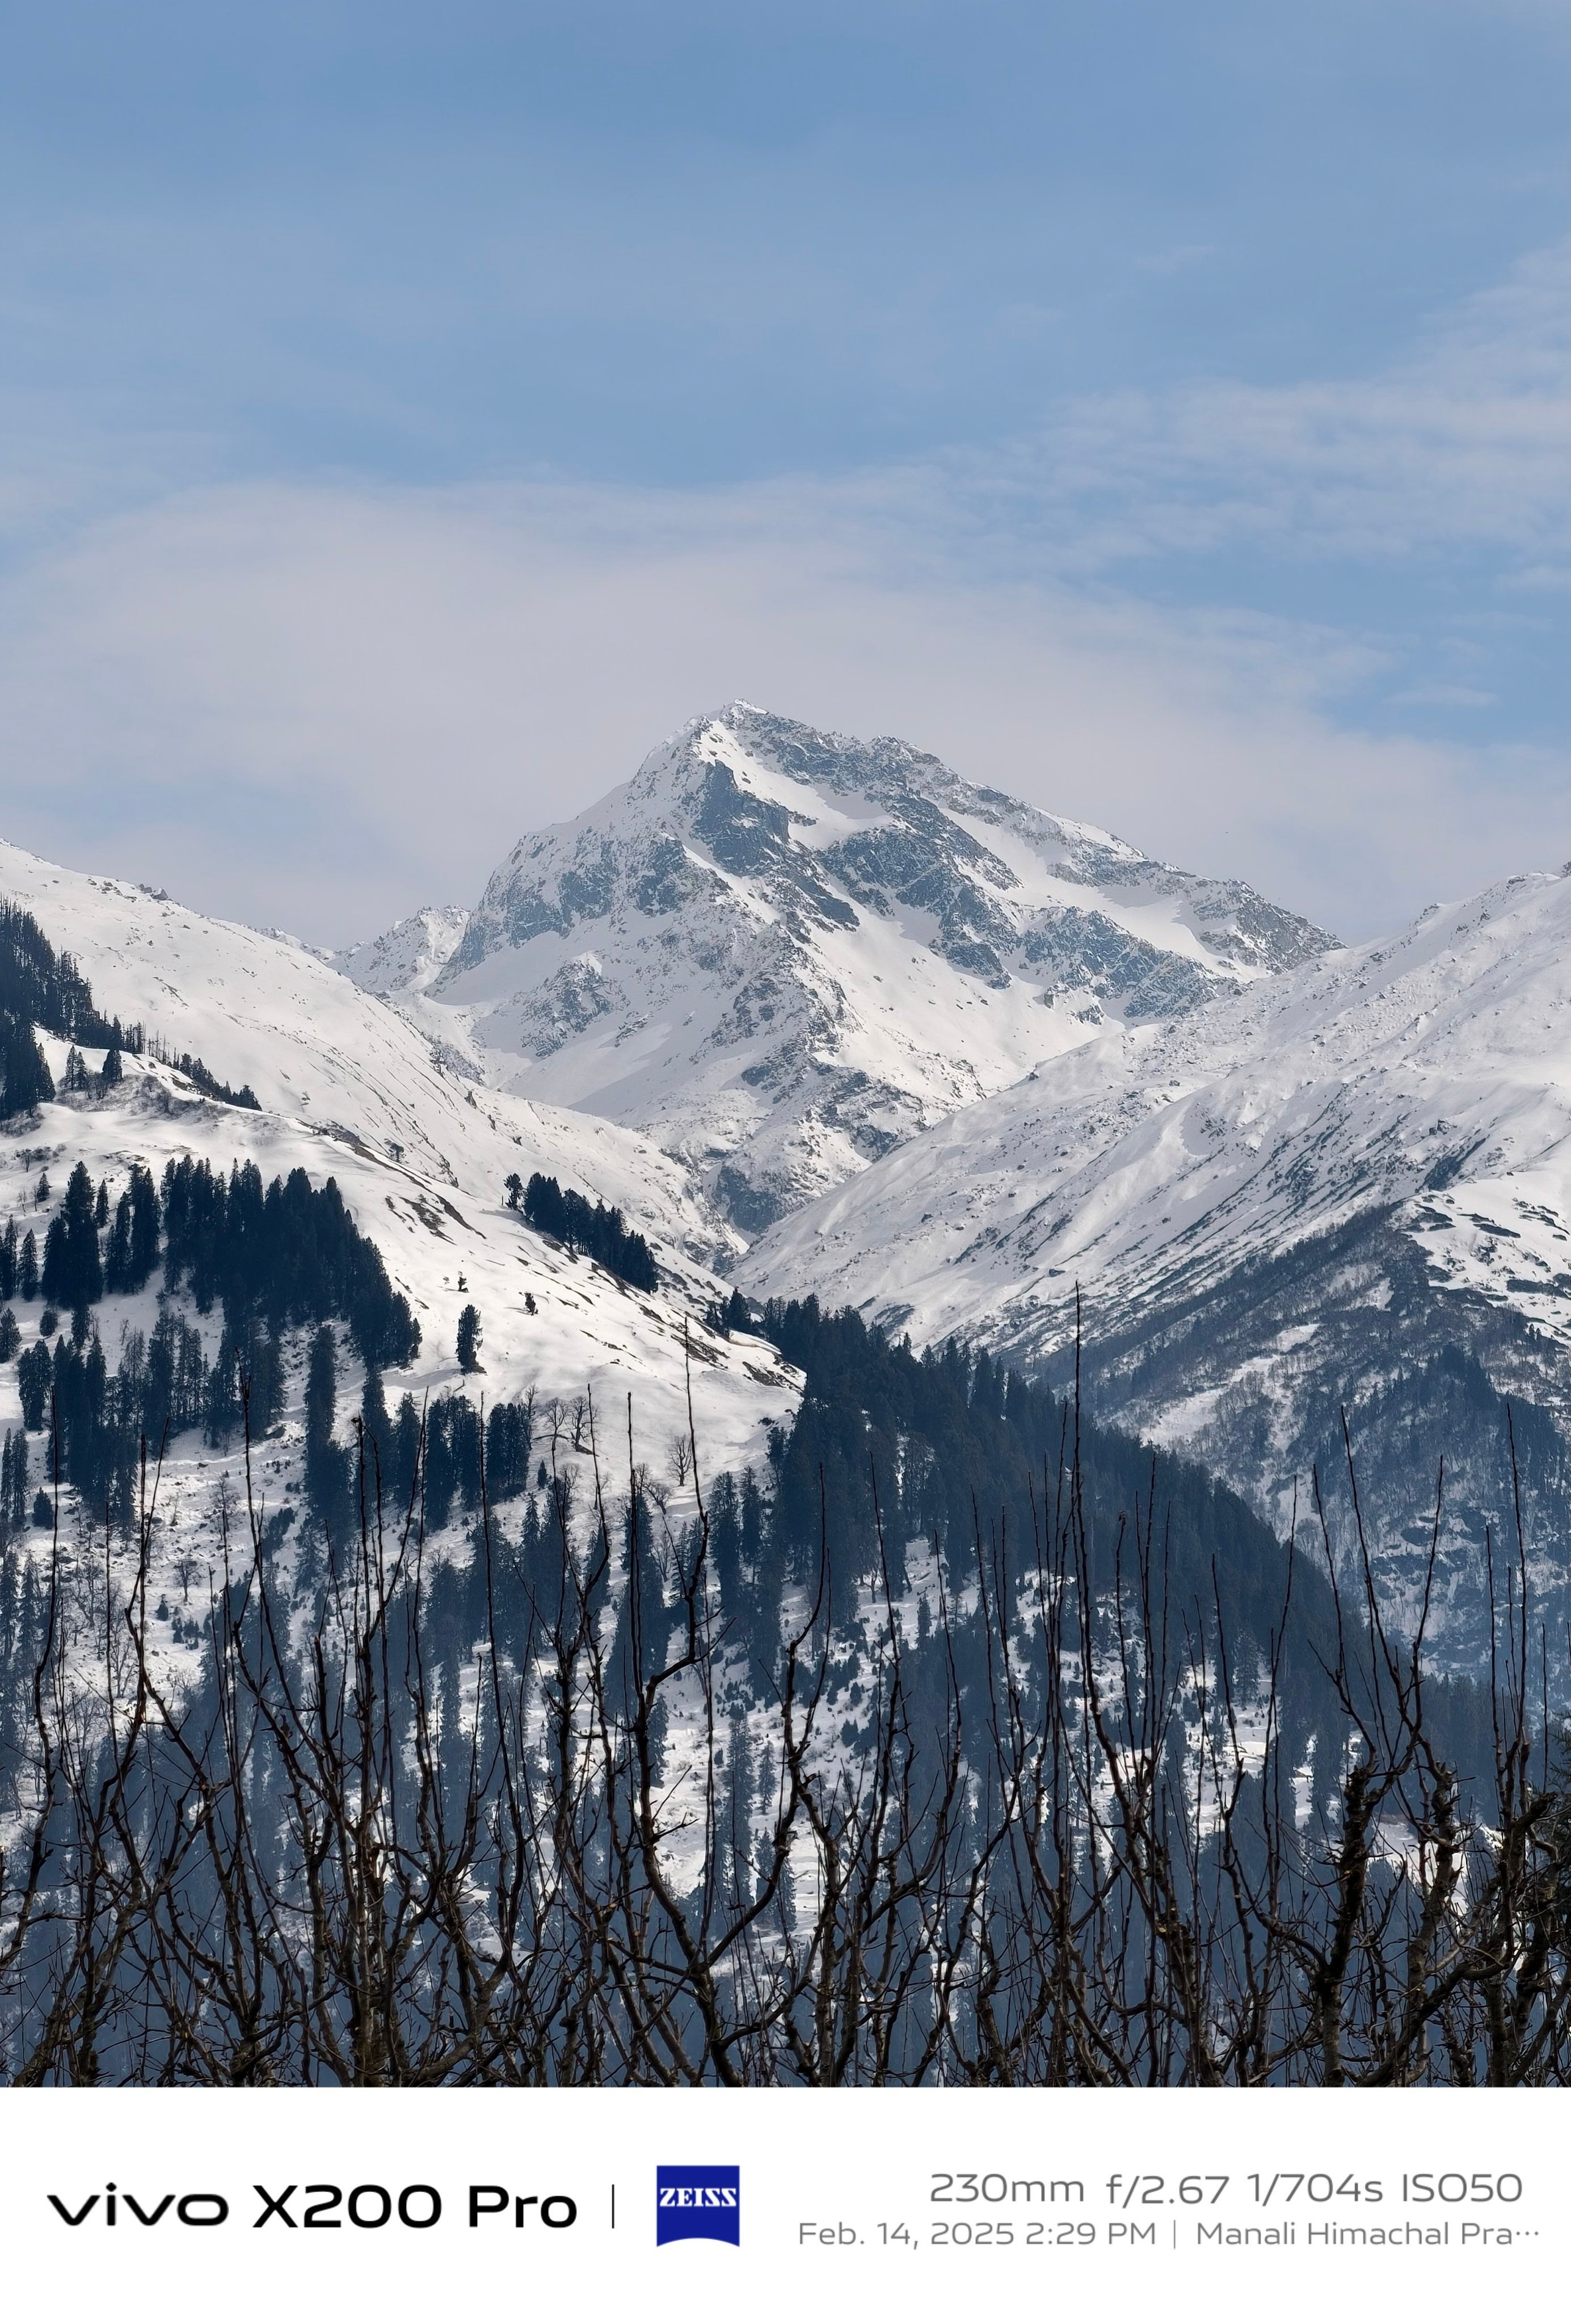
[0,0,1565,941]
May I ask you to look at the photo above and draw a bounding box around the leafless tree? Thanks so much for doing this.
[1,1380,1568,2085]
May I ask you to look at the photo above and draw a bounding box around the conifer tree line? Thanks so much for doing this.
[0,901,139,1055]
[61,1042,127,1100]
[305,1330,534,1546]
[0,892,262,1121]
[158,1156,419,1365]
[1,1164,159,1316]
[0,1295,1566,2083]
[509,1171,659,1291]
[0,899,143,1121]
[0,1155,416,1358]
[0,1153,427,1540]
[0,1018,54,1122]
[0,1135,668,1553]
[142,1035,258,1110]
[704,1287,753,1337]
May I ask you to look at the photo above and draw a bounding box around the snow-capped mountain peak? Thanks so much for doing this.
[365,705,1334,1232]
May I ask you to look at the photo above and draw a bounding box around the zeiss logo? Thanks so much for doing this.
[656,2166,740,2247]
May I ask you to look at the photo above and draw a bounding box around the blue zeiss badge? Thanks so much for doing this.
[656,2166,740,2246]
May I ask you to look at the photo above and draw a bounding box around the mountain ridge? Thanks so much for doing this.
[0,837,802,1539]
[348,703,1334,1231]
[740,864,1571,1662]
[6,711,1571,1675]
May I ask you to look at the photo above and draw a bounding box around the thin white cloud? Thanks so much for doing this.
[0,244,1563,948]
[1391,684,1497,709]
[0,469,1561,949]
[981,239,1570,573]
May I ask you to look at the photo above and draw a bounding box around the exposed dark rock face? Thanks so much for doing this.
[1031,1210,1571,1676]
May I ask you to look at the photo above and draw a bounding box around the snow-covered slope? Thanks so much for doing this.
[0,842,801,1497]
[0,844,727,1269]
[742,869,1571,1658]
[744,870,1571,1357]
[0,1052,801,1720]
[356,705,1332,1232]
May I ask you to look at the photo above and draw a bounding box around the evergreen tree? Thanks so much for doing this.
[128,1164,159,1288]
[0,1546,17,1664]
[40,1161,103,1312]
[423,1399,456,1531]
[390,1393,421,1520]
[0,1022,52,1119]
[0,1310,16,1363]
[6,1433,26,1529]
[94,1178,109,1227]
[39,1218,66,1304]
[740,1467,764,1579]
[99,1043,123,1093]
[16,1344,49,1431]
[103,1191,132,1292]
[153,1045,257,1108]
[416,1395,486,1529]
[456,1303,482,1373]
[82,1334,107,1443]
[451,1398,483,1509]
[520,1173,659,1291]
[17,1232,35,1302]
[519,1489,549,1608]
[721,1711,756,1909]
[142,1311,208,1445]
[204,1312,282,1447]
[62,1047,89,1095]
[239,1316,284,1435]
[0,1220,14,1302]
[159,1157,415,1364]
[705,1287,753,1337]
[0,898,123,1046]
[485,1399,532,1500]
[205,1337,242,1447]
[306,1323,336,1464]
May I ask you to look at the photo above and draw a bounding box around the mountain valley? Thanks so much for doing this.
[4,707,1570,1675]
